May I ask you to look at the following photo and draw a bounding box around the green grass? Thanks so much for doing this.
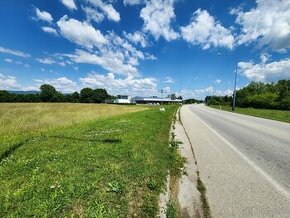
[0,103,146,155]
[0,104,181,217]
[209,105,290,123]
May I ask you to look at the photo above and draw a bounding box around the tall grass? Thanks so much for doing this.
[0,103,146,154]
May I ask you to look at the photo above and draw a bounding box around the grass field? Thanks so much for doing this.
[209,105,290,123]
[0,103,146,155]
[0,103,181,217]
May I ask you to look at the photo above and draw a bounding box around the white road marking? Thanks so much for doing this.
[192,111,290,200]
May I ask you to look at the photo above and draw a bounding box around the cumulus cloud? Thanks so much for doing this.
[0,73,20,90]
[60,0,77,10]
[124,31,148,48]
[42,27,59,36]
[181,9,234,49]
[79,72,157,96]
[35,8,53,23]
[232,0,290,52]
[57,15,107,50]
[67,49,139,76]
[0,46,30,58]
[87,0,120,22]
[59,30,155,77]
[140,0,179,41]
[238,58,290,82]
[34,77,78,93]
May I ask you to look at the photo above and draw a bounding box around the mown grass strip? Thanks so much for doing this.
[0,105,180,217]
[209,105,290,123]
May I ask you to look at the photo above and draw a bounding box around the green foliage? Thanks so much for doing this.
[0,84,113,104]
[40,84,59,102]
[166,201,178,218]
[183,98,203,104]
[206,80,290,110]
[80,88,110,103]
[106,181,124,194]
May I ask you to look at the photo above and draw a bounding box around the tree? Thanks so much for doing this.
[170,93,177,100]
[71,92,80,102]
[80,88,95,103]
[94,88,109,103]
[0,90,13,102]
[40,84,58,102]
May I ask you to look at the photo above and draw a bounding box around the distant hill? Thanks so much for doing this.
[8,90,40,95]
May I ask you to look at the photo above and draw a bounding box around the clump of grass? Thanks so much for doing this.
[166,201,178,218]
[196,172,212,218]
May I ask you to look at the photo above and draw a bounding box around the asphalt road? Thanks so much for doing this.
[181,104,290,218]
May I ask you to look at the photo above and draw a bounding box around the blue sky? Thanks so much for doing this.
[0,0,290,99]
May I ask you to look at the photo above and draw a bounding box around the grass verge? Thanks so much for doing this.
[209,105,290,123]
[0,105,180,217]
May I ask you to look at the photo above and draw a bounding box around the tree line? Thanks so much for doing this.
[0,84,115,103]
[205,80,290,110]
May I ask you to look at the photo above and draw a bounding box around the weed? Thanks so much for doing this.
[166,201,178,218]
[106,181,124,194]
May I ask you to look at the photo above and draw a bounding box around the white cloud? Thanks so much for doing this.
[87,0,120,22]
[67,49,139,76]
[140,0,179,41]
[36,58,55,65]
[238,58,290,82]
[0,46,30,58]
[36,56,66,66]
[4,58,13,63]
[34,77,78,93]
[164,76,175,84]
[82,6,105,23]
[181,9,234,49]
[163,86,171,93]
[35,8,53,23]
[124,31,148,48]
[232,0,290,52]
[123,0,145,6]
[80,72,157,96]
[59,30,155,77]
[214,79,222,84]
[60,0,77,10]
[0,73,20,90]
[176,86,233,99]
[42,27,59,36]
[57,15,107,50]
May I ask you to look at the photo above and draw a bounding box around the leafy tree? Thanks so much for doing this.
[0,90,13,102]
[80,88,95,103]
[40,84,58,102]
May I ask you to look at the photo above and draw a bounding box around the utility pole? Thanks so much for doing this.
[217,53,238,112]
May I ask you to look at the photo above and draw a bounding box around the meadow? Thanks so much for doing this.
[0,103,181,217]
[209,105,290,123]
[0,103,146,155]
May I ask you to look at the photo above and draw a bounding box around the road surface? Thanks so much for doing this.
[181,104,290,218]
